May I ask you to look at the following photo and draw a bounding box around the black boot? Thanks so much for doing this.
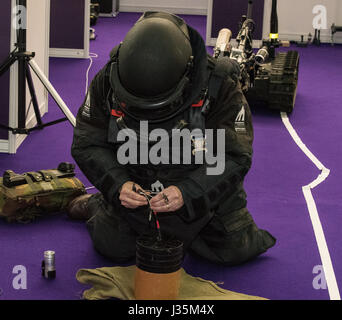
[66,194,93,220]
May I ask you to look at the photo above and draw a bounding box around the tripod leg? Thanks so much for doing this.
[18,56,26,130]
[25,63,43,127]
[28,59,76,127]
[0,54,17,77]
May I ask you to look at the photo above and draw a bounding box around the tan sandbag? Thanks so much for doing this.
[76,265,268,300]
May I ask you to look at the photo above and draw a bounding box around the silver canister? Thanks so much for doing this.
[42,250,56,279]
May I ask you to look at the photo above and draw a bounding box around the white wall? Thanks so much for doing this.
[7,0,50,153]
[263,0,342,43]
[26,0,50,116]
[120,0,208,15]
[49,0,90,59]
[120,0,342,43]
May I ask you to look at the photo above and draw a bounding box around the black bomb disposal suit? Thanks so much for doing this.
[71,12,276,265]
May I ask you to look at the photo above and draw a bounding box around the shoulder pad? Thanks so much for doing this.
[212,56,240,81]
[206,55,240,101]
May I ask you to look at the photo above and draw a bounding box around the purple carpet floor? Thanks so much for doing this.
[0,12,341,300]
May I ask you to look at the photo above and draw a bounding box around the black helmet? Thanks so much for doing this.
[110,12,194,122]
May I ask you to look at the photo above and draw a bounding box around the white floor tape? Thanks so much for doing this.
[280,111,340,300]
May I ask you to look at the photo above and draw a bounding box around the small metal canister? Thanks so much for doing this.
[41,250,56,279]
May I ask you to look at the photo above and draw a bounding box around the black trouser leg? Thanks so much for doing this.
[190,207,276,266]
[86,193,137,262]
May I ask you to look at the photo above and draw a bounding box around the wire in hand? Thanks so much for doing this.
[132,184,162,241]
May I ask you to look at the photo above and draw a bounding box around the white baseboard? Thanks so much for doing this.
[119,5,207,16]
[207,34,341,48]
[0,140,9,153]
[99,13,117,17]
[49,48,89,59]
[14,102,47,153]
[279,32,342,44]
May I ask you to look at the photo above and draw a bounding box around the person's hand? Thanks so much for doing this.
[119,181,148,209]
[150,186,184,212]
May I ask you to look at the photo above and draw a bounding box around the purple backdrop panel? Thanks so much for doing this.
[0,0,12,140]
[50,0,85,49]
[211,0,265,39]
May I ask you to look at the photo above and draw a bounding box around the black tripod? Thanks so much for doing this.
[0,0,76,135]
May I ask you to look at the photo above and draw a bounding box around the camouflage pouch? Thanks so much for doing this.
[0,162,86,223]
